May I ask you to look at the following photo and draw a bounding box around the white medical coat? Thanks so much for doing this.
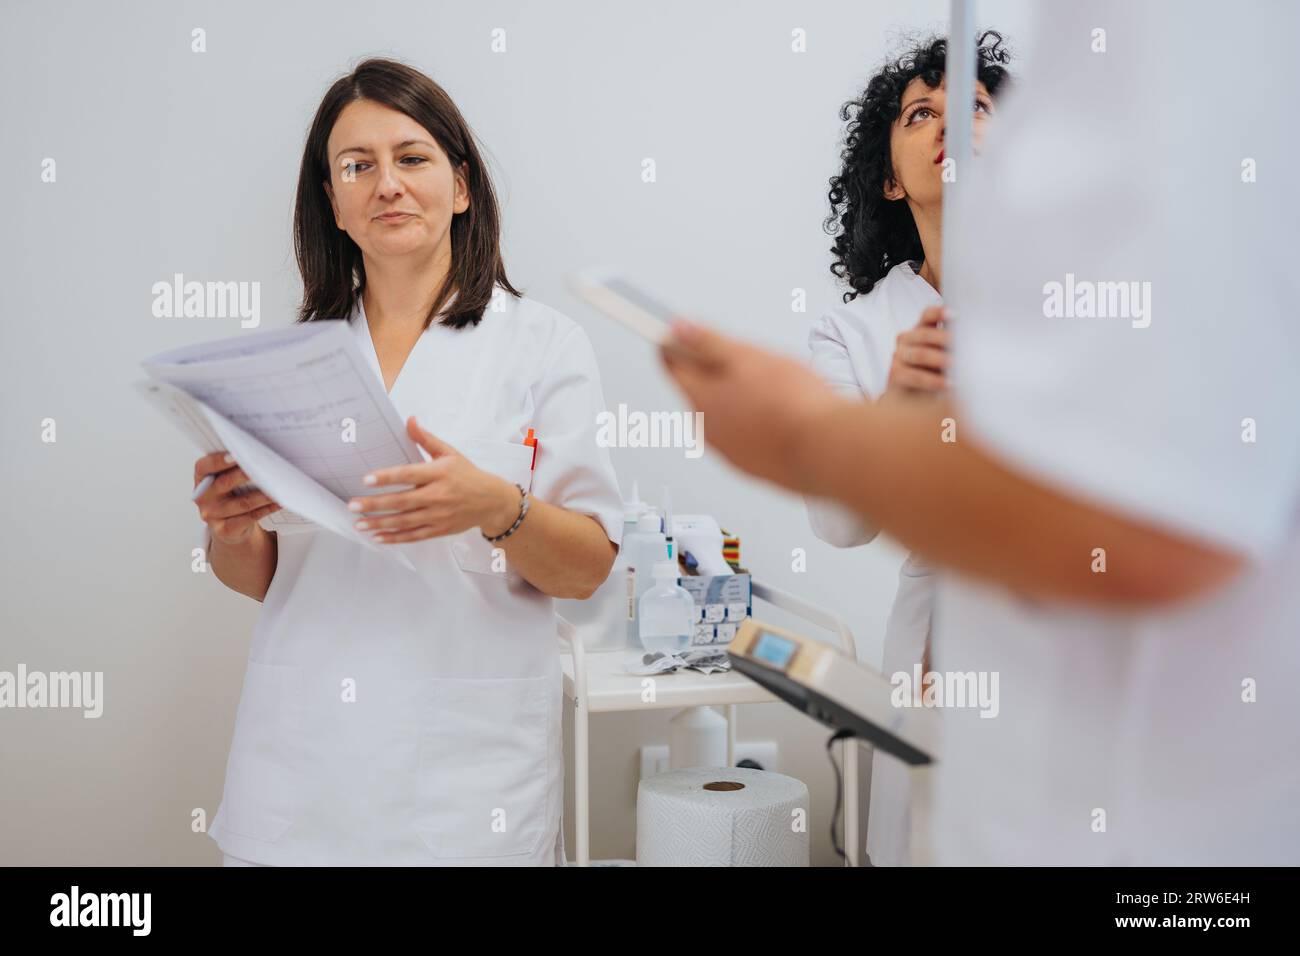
[208,291,624,866]
[929,0,1300,864]
[804,260,941,866]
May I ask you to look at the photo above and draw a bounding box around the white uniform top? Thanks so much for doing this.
[208,291,624,866]
[930,0,1300,864]
[805,260,942,551]
[804,260,941,866]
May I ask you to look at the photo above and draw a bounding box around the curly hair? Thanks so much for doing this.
[825,31,1011,301]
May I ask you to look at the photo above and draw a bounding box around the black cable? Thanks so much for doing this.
[826,728,856,860]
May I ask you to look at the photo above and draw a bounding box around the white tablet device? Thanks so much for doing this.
[568,269,679,346]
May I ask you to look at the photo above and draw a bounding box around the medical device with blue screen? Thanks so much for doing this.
[727,619,937,766]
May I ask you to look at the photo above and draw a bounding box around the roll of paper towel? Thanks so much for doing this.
[636,767,810,866]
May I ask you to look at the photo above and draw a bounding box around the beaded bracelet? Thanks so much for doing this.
[482,483,530,542]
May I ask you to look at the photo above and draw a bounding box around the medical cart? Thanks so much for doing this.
[558,578,862,866]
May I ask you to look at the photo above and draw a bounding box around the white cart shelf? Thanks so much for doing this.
[558,578,862,866]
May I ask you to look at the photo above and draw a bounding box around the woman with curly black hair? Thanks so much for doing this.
[803,31,1010,867]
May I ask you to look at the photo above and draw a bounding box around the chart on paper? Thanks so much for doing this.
[138,321,425,532]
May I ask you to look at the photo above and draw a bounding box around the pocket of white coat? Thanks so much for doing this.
[450,438,536,576]
[413,674,554,860]
[218,661,307,844]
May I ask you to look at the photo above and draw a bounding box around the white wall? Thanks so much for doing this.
[0,0,1034,865]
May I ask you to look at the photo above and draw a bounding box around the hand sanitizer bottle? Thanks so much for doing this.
[638,560,695,654]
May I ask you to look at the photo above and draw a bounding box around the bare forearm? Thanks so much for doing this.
[486,493,616,599]
[797,396,1242,606]
[209,527,278,602]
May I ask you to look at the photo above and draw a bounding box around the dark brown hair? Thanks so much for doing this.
[294,57,520,329]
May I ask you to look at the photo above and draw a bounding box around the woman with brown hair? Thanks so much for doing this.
[191,58,623,866]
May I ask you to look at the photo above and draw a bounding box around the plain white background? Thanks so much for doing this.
[0,0,1036,865]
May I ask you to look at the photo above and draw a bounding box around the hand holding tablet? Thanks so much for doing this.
[568,269,720,366]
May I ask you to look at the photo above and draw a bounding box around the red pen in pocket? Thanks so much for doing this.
[524,428,539,471]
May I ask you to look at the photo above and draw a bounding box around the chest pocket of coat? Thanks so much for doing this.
[450,439,535,576]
